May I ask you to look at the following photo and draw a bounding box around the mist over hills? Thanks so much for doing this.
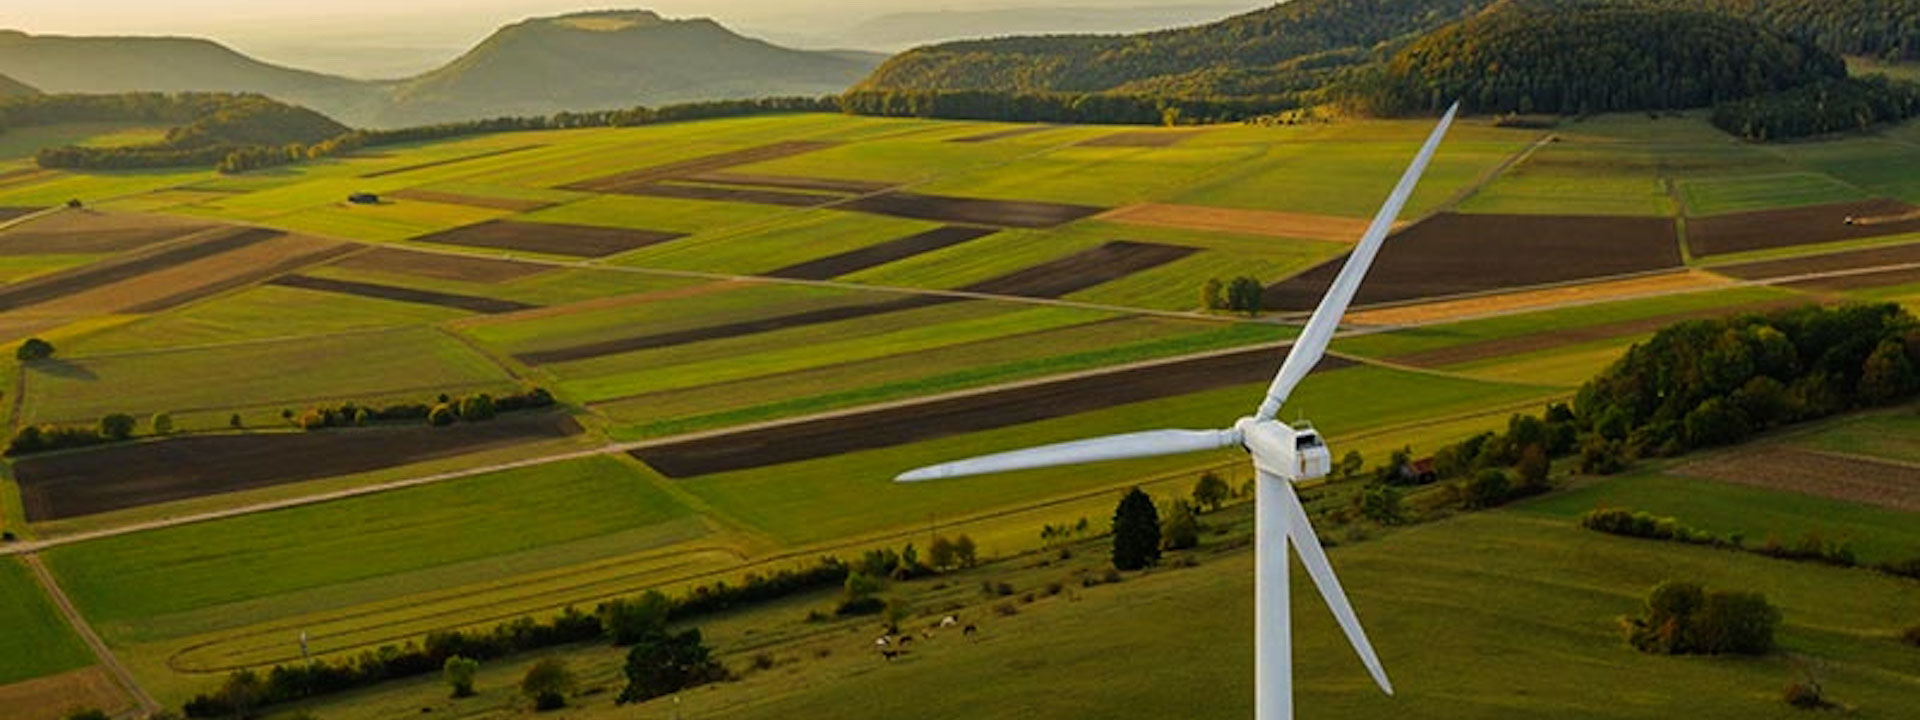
[0,11,883,128]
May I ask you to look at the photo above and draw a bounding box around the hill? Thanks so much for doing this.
[378,10,880,126]
[17,93,350,171]
[1358,2,1844,115]
[0,72,35,98]
[829,5,1253,51]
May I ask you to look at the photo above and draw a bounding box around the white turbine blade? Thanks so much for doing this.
[1256,102,1460,420]
[895,429,1238,482]
[1273,476,1393,695]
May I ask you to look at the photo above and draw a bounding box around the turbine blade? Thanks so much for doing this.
[1256,102,1461,420]
[1272,475,1393,695]
[895,429,1239,482]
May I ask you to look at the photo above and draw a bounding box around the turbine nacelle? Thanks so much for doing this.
[1235,417,1332,483]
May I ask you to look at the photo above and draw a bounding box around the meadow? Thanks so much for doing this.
[0,558,93,684]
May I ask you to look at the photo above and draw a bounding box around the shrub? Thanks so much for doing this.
[1902,626,1920,647]
[616,628,727,704]
[1623,581,1779,656]
[1783,681,1827,710]
[1356,485,1402,525]
[427,403,458,427]
[443,655,478,698]
[953,534,978,567]
[1192,472,1230,512]
[1161,499,1200,551]
[927,535,957,569]
[64,710,110,720]
[520,658,574,711]
[1461,469,1513,509]
[98,413,137,441]
[598,591,670,645]
[457,393,496,421]
[151,412,174,436]
[16,337,53,361]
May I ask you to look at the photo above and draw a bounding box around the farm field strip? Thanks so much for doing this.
[1708,240,1920,280]
[1342,270,1734,327]
[1097,203,1377,243]
[412,219,687,258]
[1671,446,1920,512]
[384,188,554,212]
[0,226,281,311]
[1685,198,1920,256]
[561,141,840,193]
[111,238,361,315]
[0,209,213,255]
[1382,295,1808,367]
[357,144,545,179]
[0,667,130,720]
[763,225,997,280]
[326,246,551,283]
[266,275,537,314]
[944,125,1062,143]
[0,557,94,684]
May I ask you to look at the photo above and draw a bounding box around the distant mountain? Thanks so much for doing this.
[378,10,882,126]
[780,5,1253,52]
[0,72,35,97]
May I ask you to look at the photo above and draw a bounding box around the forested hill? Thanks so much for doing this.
[855,0,1920,98]
[0,73,36,98]
[1356,3,1844,115]
[854,0,1492,96]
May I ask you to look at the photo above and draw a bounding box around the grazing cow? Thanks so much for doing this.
[963,624,978,639]
[898,635,913,647]
[921,629,935,640]
[881,648,900,662]
[875,636,891,648]
[940,615,960,628]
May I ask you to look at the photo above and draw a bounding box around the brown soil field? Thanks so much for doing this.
[516,295,956,365]
[1264,213,1682,311]
[1076,131,1198,147]
[269,274,537,314]
[965,241,1197,297]
[0,209,213,255]
[563,141,836,193]
[1100,203,1378,243]
[1385,296,1806,367]
[766,226,998,280]
[633,349,1350,478]
[1782,266,1920,292]
[0,667,129,720]
[681,172,896,194]
[837,191,1106,228]
[1687,198,1920,256]
[358,144,543,179]
[413,220,686,258]
[948,126,1057,143]
[520,240,1191,364]
[1711,242,1920,281]
[1672,446,1920,512]
[0,227,281,311]
[330,247,550,283]
[1345,270,1731,327]
[114,239,360,314]
[385,188,553,212]
[0,206,41,222]
[13,412,582,521]
[620,182,843,208]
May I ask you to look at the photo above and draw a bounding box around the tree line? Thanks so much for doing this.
[1710,75,1920,140]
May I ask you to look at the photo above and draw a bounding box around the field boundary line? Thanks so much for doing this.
[1325,350,1574,390]
[0,206,68,233]
[21,553,159,716]
[1428,132,1555,217]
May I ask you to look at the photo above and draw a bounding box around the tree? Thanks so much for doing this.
[1161,499,1200,551]
[16,337,53,362]
[1462,469,1512,509]
[927,535,957,570]
[64,710,110,720]
[1357,485,1403,525]
[219,669,267,719]
[1514,444,1550,495]
[837,572,886,615]
[458,393,496,421]
[1111,487,1162,570]
[443,655,479,698]
[520,658,575,711]
[1226,276,1264,315]
[98,413,136,441]
[1192,472,1230,512]
[1201,278,1225,311]
[428,403,458,427]
[229,413,244,429]
[1859,339,1918,404]
[953,534,978,567]
[616,627,727,704]
[599,591,671,645]
[1339,449,1364,479]
[151,412,174,436]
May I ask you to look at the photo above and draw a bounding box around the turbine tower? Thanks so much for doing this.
[896,102,1461,720]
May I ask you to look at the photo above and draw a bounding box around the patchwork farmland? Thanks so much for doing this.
[0,110,1915,720]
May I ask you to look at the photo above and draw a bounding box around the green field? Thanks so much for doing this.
[0,558,95,685]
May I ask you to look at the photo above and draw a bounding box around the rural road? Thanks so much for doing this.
[22,553,161,716]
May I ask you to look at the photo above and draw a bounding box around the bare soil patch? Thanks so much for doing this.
[965,241,1196,297]
[414,220,686,258]
[13,412,582,521]
[0,227,282,311]
[621,182,843,208]
[0,209,213,255]
[330,246,550,284]
[269,275,537,314]
[837,191,1107,228]
[948,126,1057,143]
[1101,203,1376,244]
[1687,199,1920,257]
[0,206,41,222]
[1386,296,1807,367]
[115,238,360,314]
[358,144,543,179]
[1264,213,1682,311]
[1076,131,1198,147]
[0,667,129,720]
[1346,271,1731,327]
[633,349,1350,478]
[1712,242,1920,281]
[386,189,553,213]
[564,141,836,193]
[682,172,896,194]
[766,226,998,280]
[1672,446,1920,512]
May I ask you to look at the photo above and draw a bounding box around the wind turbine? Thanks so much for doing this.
[896,102,1461,720]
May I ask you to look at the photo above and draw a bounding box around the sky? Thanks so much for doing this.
[1,0,1265,77]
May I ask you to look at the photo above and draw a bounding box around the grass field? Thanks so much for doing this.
[0,558,95,685]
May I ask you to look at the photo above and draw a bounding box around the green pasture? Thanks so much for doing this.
[517,193,798,237]
[732,134,1063,184]
[41,455,701,644]
[0,122,170,161]
[1788,412,1920,464]
[914,143,1268,207]
[1765,137,1920,204]
[672,364,1557,546]
[0,253,107,283]
[0,168,212,207]
[62,284,470,356]
[306,263,703,308]
[1459,140,1676,216]
[607,210,944,275]
[596,320,1285,438]
[0,558,94,685]
[456,282,876,357]
[21,326,514,427]
[1678,172,1867,216]
[1442,336,1646,388]
[1069,245,1345,311]
[550,302,1121,403]
[258,200,512,242]
[1330,285,1802,359]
